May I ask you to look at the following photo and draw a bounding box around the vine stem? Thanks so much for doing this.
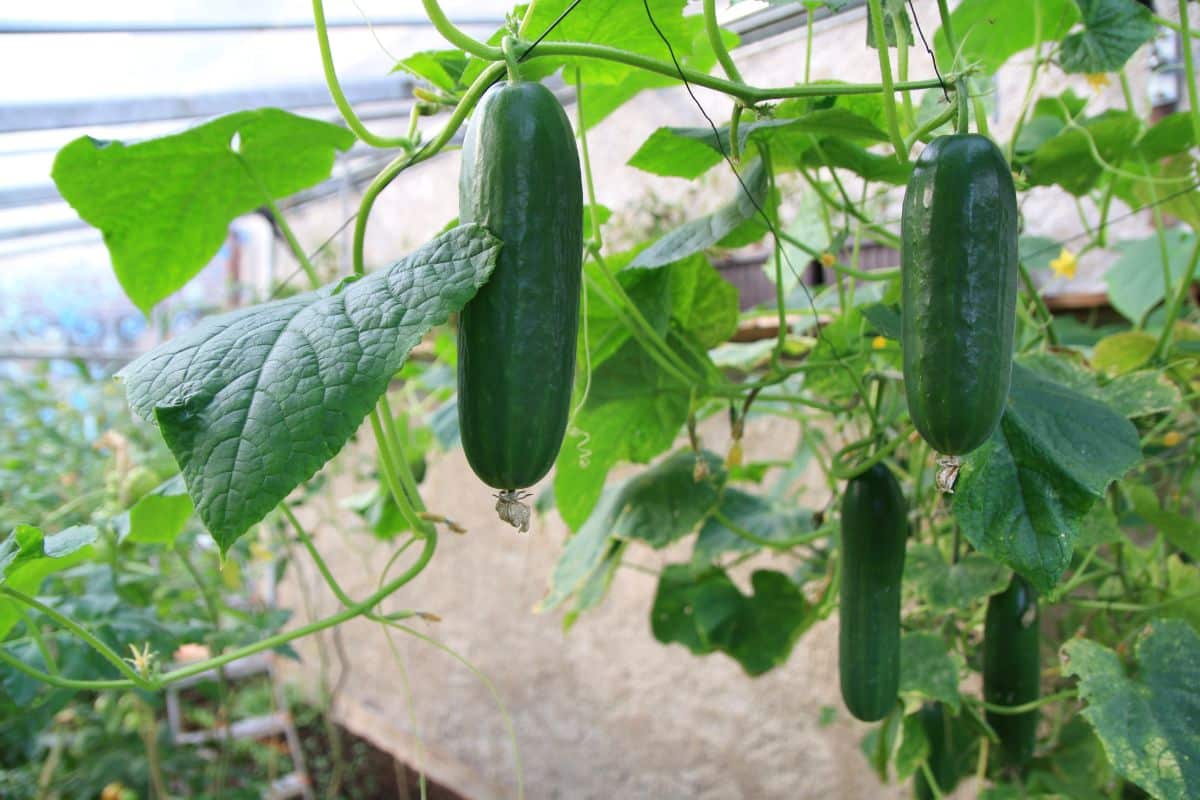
[312,0,410,149]
[1180,0,1200,146]
[936,0,959,59]
[1018,258,1058,346]
[235,155,322,289]
[380,396,430,515]
[703,0,743,83]
[891,2,916,131]
[905,102,957,150]
[1,533,437,693]
[369,406,431,536]
[502,35,522,83]
[352,61,507,276]
[1153,236,1200,361]
[866,0,909,161]
[1007,0,1044,163]
[422,0,951,103]
[978,689,1076,715]
[157,531,437,687]
[280,503,355,608]
[0,586,151,688]
[420,0,500,59]
[527,42,950,103]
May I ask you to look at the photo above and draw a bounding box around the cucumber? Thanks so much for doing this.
[983,574,1040,770]
[839,463,907,722]
[457,81,583,491]
[913,703,964,800]
[901,134,1018,456]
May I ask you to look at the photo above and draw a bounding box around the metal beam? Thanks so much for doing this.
[0,18,503,34]
[0,78,413,133]
[726,0,865,45]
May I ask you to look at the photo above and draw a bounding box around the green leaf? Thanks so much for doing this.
[1128,485,1200,562]
[1092,331,1157,376]
[554,339,692,530]
[612,450,726,549]
[0,525,98,639]
[1017,351,1180,419]
[905,544,1011,612]
[1135,112,1198,161]
[804,306,879,400]
[519,0,696,85]
[571,19,732,130]
[562,541,625,630]
[1121,155,1200,229]
[118,225,501,551]
[630,160,768,269]
[1020,235,1061,272]
[1076,501,1126,548]
[1063,619,1200,800]
[861,302,902,340]
[391,49,470,91]
[1019,110,1142,195]
[895,712,931,781]
[934,0,1079,73]
[954,363,1141,592]
[627,126,726,179]
[899,632,962,711]
[661,255,740,349]
[801,138,913,185]
[1105,229,1198,323]
[693,489,816,563]
[124,475,194,545]
[1059,0,1155,74]
[651,564,816,676]
[866,0,912,49]
[0,525,97,581]
[51,109,356,313]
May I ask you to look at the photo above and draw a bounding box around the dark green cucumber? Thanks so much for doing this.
[901,134,1018,456]
[839,463,907,722]
[913,703,964,800]
[983,574,1040,770]
[457,81,583,490]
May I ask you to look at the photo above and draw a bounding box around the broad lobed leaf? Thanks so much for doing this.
[52,109,355,313]
[119,225,501,551]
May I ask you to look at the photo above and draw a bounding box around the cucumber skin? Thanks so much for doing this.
[901,134,1018,456]
[839,463,908,722]
[457,81,583,490]
[983,574,1040,769]
[914,703,961,800]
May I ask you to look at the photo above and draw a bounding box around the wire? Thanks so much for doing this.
[519,0,585,61]
[907,0,949,101]
[640,0,858,382]
[1022,180,1200,262]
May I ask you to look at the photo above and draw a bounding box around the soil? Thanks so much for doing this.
[296,712,463,800]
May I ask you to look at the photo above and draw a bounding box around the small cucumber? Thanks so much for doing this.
[983,574,1040,770]
[839,463,907,722]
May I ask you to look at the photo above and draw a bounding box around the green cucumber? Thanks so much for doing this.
[913,703,965,800]
[901,134,1018,456]
[983,574,1040,770]
[839,463,907,722]
[457,81,583,491]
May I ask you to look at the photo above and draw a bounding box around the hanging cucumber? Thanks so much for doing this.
[901,134,1018,457]
[983,574,1040,771]
[914,703,964,800]
[457,80,583,527]
[839,463,907,722]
